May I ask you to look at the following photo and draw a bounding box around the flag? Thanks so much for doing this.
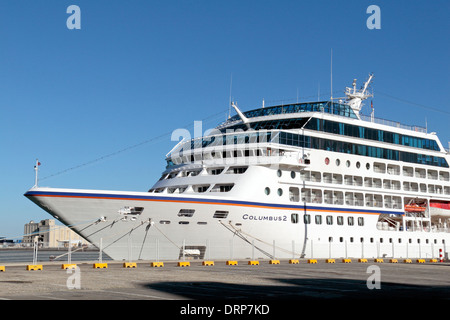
[371,100,373,109]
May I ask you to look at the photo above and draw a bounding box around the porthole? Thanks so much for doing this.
[290,171,296,179]
[346,160,351,167]
[264,187,271,195]
[336,159,341,166]
[356,161,361,169]
[277,169,282,177]
[325,157,330,165]
[366,163,370,170]
[277,188,283,196]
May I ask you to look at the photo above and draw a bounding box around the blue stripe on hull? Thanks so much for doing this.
[24,190,403,216]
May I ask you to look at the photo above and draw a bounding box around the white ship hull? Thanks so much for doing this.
[25,186,450,261]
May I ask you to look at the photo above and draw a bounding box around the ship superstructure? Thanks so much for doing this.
[25,75,450,261]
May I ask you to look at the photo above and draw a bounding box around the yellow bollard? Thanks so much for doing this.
[93,263,108,269]
[123,262,137,268]
[342,259,352,263]
[26,265,43,271]
[177,261,190,267]
[151,262,164,267]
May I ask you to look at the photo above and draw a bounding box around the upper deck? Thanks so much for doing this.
[218,100,427,135]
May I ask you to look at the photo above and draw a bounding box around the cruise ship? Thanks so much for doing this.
[25,75,450,261]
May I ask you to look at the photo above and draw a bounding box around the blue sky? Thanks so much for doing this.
[0,0,449,239]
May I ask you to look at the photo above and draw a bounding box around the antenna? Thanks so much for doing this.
[318,82,320,101]
[330,48,333,101]
[228,73,233,119]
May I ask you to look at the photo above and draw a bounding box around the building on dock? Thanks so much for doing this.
[23,219,91,248]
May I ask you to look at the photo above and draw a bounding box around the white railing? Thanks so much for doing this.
[359,114,427,133]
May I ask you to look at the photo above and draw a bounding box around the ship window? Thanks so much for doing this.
[213,211,229,219]
[303,214,311,224]
[178,209,195,217]
[315,215,322,225]
[358,217,364,226]
[159,220,171,224]
[119,206,144,216]
[197,222,207,225]
[326,215,333,225]
[209,168,224,175]
[211,184,234,192]
[337,216,344,225]
[291,213,299,224]
[227,167,248,174]
[289,187,299,202]
[274,132,449,168]
[179,221,189,225]
[291,171,296,179]
[348,216,354,226]
[194,185,210,193]
[277,169,282,177]
[277,188,283,196]
[265,187,271,195]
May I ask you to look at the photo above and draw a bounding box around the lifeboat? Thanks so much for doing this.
[429,200,450,218]
[404,204,426,212]
[404,199,427,213]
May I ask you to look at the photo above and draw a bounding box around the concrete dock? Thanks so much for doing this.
[0,259,449,301]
